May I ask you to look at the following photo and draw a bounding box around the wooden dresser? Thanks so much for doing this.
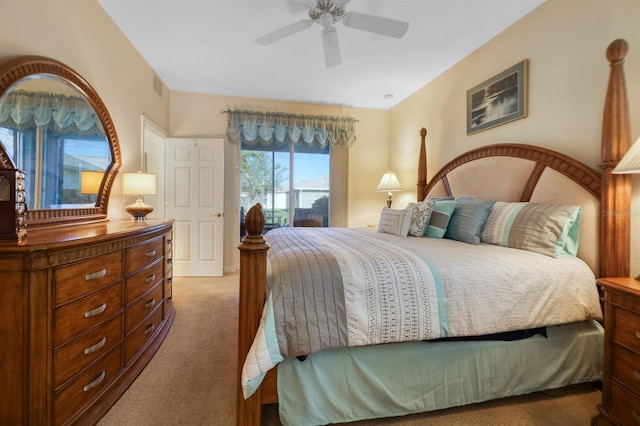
[593,277,640,425]
[0,219,175,425]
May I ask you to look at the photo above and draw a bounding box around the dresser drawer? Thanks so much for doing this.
[54,346,122,426]
[124,304,163,364]
[54,282,123,348]
[54,251,123,307]
[126,237,163,276]
[164,276,173,314]
[612,343,640,396]
[126,281,163,333]
[613,307,640,354]
[126,259,163,304]
[610,380,640,425]
[54,315,123,389]
[611,291,640,313]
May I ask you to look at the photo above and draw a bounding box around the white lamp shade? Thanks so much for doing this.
[122,172,157,196]
[376,172,403,192]
[80,171,103,195]
[613,136,640,174]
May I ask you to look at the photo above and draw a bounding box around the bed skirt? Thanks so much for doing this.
[276,320,603,426]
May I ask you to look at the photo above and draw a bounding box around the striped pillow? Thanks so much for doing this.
[423,199,456,238]
[378,207,412,237]
[481,201,582,257]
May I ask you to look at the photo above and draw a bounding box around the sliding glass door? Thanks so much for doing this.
[240,140,329,238]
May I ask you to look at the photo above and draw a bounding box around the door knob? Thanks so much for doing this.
[212,212,223,217]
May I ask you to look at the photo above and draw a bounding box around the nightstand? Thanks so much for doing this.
[593,277,640,425]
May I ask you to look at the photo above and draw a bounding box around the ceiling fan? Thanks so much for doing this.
[255,0,410,68]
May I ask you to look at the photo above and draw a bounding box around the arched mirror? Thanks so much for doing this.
[0,56,121,227]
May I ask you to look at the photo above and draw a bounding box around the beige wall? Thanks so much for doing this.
[0,1,170,219]
[170,92,389,271]
[389,0,640,272]
[6,0,639,274]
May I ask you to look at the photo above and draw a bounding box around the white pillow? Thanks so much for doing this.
[378,207,412,237]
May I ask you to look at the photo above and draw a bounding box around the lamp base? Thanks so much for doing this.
[125,199,154,220]
[386,192,393,208]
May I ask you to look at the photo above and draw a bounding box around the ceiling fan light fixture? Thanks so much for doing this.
[319,11,334,27]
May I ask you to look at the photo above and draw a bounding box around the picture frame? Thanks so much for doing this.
[467,59,528,135]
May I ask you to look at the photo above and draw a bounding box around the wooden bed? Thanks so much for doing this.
[236,39,632,425]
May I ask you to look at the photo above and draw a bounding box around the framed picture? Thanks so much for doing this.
[467,59,528,135]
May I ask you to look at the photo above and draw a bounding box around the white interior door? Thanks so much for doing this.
[166,138,224,277]
[142,116,167,219]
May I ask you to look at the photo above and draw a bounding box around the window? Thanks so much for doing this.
[226,108,353,238]
[240,140,329,237]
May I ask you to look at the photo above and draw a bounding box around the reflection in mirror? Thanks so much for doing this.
[0,56,121,227]
[0,76,111,209]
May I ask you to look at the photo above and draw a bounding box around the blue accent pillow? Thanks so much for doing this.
[445,197,495,245]
[423,199,456,238]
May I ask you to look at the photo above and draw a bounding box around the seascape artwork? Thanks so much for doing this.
[467,60,528,134]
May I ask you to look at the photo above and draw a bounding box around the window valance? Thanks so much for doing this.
[225,109,356,149]
[0,90,105,137]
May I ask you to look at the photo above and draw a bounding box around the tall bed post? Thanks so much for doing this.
[600,39,631,278]
[237,204,269,426]
[417,127,428,201]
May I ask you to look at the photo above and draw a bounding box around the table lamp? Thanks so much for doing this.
[122,171,156,220]
[376,171,403,208]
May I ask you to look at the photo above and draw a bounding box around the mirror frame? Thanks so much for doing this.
[0,55,121,227]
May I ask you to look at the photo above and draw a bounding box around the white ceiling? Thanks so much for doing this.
[97,0,545,110]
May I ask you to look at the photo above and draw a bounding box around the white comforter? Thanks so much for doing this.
[241,228,602,398]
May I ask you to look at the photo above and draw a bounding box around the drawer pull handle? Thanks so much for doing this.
[636,331,640,340]
[84,337,107,355]
[146,249,157,257]
[85,269,107,281]
[167,296,173,304]
[168,277,173,284]
[633,411,640,424]
[144,274,156,283]
[84,303,107,318]
[635,371,640,381]
[145,298,156,309]
[167,258,173,264]
[83,371,106,392]
[144,323,156,335]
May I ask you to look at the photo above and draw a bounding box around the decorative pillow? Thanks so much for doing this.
[377,207,412,237]
[406,199,436,237]
[423,199,456,238]
[481,201,582,257]
[444,196,495,245]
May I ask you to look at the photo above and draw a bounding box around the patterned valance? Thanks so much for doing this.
[225,109,356,149]
[0,90,105,137]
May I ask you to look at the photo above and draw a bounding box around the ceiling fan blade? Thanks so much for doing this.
[255,19,314,46]
[322,26,341,67]
[342,12,409,39]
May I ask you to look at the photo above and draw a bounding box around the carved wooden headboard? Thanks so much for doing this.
[415,39,632,278]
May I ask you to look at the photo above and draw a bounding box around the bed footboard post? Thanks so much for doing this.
[237,204,269,426]
[417,127,428,201]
